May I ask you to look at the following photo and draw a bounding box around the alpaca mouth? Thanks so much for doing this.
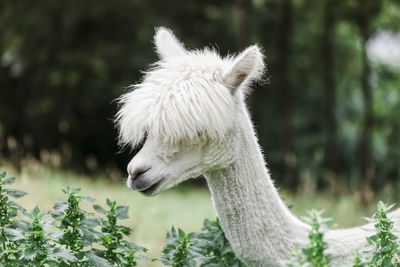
[137,178,164,196]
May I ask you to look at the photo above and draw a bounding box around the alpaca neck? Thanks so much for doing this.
[205,104,309,266]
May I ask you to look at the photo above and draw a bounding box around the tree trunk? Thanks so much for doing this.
[235,0,251,50]
[276,0,295,188]
[322,0,338,191]
[358,16,374,205]
[235,0,255,112]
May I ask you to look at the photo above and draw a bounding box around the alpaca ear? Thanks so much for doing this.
[154,27,186,60]
[223,45,264,93]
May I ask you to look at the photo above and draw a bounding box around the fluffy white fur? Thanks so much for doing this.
[116,28,263,148]
[116,53,233,147]
[116,27,400,266]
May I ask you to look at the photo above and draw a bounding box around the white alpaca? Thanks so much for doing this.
[116,27,400,266]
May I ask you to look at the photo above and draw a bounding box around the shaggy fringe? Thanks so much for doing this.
[115,43,264,149]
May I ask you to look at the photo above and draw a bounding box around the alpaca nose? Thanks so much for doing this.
[127,166,151,190]
[129,167,151,181]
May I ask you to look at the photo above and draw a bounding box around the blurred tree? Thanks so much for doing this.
[322,0,338,190]
[356,0,383,204]
[276,0,295,187]
[0,0,399,195]
[235,0,251,50]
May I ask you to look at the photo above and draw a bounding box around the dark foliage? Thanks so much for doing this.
[0,1,399,194]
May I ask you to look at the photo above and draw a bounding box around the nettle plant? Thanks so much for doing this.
[288,203,400,267]
[0,171,244,267]
[159,218,245,267]
[361,201,400,266]
[288,210,332,267]
[2,170,400,267]
[0,172,147,266]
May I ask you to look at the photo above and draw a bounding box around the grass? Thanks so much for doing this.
[1,161,396,266]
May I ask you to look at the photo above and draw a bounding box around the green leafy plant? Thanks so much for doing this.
[8,169,400,267]
[352,251,367,267]
[93,198,147,266]
[287,210,332,267]
[6,206,77,266]
[158,218,246,267]
[51,187,104,265]
[361,201,400,267]
[288,203,400,267]
[0,171,27,264]
[0,172,77,266]
[197,218,246,267]
[158,227,207,267]
[0,171,147,266]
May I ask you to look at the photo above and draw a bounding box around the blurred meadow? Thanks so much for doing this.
[1,0,400,265]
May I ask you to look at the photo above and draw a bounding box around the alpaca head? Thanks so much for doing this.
[116,27,264,196]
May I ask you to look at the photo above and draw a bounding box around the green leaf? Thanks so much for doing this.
[183,258,197,267]
[115,205,129,219]
[124,240,143,250]
[62,187,80,195]
[22,246,37,260]
[48,230,63,239]
[368,235,379,243]
[79,228,96,246]
[50,210,64,219]
[4,188,28,198]
[166,230,174,244]
[8,200,26,213]
[81,196,95,203]
[382,257,393,267]
[93,204,106,214]
[31,206,40,217]
[40,218,55,227]
[82,217,100,228]
[187,247,207,261]
[13,219,30,231]
[171,227,178,239]
[53,199,68,211]
[86,251,114,267]
[102,234,113,243]
[0,172,6,179]
[50,248,77,262]
[135,252,149,261]
[178,228,186,239]
[2,177,15,185]
[4,227,24,241]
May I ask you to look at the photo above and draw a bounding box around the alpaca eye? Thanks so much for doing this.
[133,133,148,154]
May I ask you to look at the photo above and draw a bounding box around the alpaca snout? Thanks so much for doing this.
[127,167,151,189]
[130,167,151,182]
[127,170,165,196]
